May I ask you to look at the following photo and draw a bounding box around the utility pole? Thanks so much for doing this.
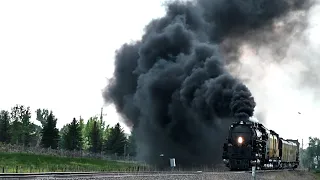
[100,107,103,124]
[100,107,108,124]
[99,107,108,131]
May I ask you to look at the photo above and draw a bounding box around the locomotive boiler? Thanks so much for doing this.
[222,120,299,170]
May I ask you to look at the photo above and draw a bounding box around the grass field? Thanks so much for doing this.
[0,152,144,173]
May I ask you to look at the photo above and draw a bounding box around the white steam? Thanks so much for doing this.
[237,3,320,143]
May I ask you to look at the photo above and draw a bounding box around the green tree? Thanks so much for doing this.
[104,123,127,155]
[29,123,42,147]
[83,116,103,150]
[10,105,23,145]
[10,105,32,146]
[127,133,137,156]
[59,124,69,149]
[21,106,32,147]
[40,112,60,149]
[308,137,320,168]
[62,118,83,150]
[0,110,11,143]
[79,116,86,149]
[36,108,50,127]
[89,120,102,153]
[301,137,320,170]
[83,117,95,150]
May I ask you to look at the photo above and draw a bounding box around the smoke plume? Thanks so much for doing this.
[234,1,320,139]
[103,0,314,167]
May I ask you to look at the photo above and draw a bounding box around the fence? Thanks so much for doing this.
[0,165,152,173]
[0,164,228,173]
[0,143,139,163]
[0,143,228,173]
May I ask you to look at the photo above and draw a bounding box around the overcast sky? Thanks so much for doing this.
[0,0,165,133]
[0,0,319,145]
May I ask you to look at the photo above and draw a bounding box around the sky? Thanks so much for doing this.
[0,0,166,133]
[0,0,319,146]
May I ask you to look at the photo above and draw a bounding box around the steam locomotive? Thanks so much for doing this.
[222,120,299,170]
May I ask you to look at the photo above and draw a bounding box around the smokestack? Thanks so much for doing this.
[103,0,313,167]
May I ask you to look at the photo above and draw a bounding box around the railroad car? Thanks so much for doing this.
[222,120,299,170]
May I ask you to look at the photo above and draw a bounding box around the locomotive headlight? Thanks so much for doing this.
[237,136,244,144]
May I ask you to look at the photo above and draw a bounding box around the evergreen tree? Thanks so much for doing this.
[59,124,69,149]
[103,124,111,142]
[40,112,60,149]
[104,123,127,155]
[89,120,102,153]
[79,116,86,149]
[21,106,32,147]
[10,105,23,145]
[63,118,83,150]
[83,116,97,150]
[0,110,11,143]
[127,133,137,156]
[10,105,33,146]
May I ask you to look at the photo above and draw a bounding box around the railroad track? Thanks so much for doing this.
[0,169,304,179]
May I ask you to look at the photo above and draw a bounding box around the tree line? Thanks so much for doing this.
[0,104,137,156]
[300,137,320,170]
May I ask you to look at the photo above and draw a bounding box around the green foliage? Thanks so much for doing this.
[82,116,97,150]
[0,110,11,143]
[40,112,60,149]
[301,137,320,170]
[59,124,69,149]
[82,116,107,151]
[79,116,85,148]
[0,152,141,173]
[127,133,137,156]
[104,123,127,156]
[62,118,83,150]
[0,104,135,160]
[29,123,42,147]
[10,105,34,146]
[36,108,50,127]
[89,120,103,153]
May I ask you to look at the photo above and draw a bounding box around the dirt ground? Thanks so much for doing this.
[257,170,319,180]
[0,170,318,180]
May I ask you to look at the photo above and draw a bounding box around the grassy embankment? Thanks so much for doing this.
[0,152,145,173]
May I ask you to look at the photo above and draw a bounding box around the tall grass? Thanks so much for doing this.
[0,152,143,173]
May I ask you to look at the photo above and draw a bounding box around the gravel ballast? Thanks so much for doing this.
[10,170,314,180]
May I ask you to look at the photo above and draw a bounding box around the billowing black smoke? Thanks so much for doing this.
[103,0,312,167]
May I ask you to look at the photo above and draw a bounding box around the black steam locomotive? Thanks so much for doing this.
[222,120,299,170]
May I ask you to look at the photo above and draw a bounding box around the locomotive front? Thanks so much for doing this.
[222,120,257,170]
